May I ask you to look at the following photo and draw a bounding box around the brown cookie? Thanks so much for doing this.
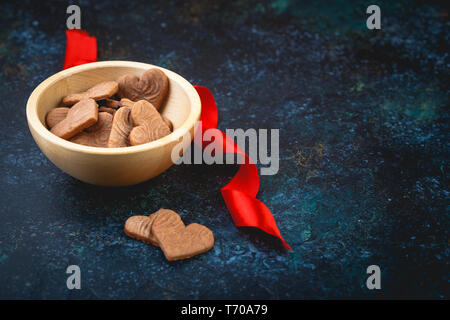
[105,98,121,109]
[46,107,69,129]
[50,99,98,140]
[146,208,174,246]
[70,112,113,147]
[99,106,116,115]
[121,98,173,131]
[152,209,214,261]
[117,69,169,110]
[119,98,135,108]
[107,106,133,148]
[62,81,119,106]
[129,100,171,146]
[123,209,168,246]
[124,215,154,244]
[162,115,173,132]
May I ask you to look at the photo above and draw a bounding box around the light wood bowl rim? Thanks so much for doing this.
[26,61,201,155]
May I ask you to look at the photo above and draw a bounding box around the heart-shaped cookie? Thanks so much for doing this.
[119,98,135,108]
[46,107,69,129]
[70,112,113,147]
[104,98,121,109]
[50,98,98,140]
[62,81,119,106]
[129,100,171,146]
[124,209,169,246]
[152,209,214,261]
[124,215,156,244]
[107,106,133,148]
[124,209,214,261]
[98,106,116,116]
[161,115,173,132]
[117,68,169,110]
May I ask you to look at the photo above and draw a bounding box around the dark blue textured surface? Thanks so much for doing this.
[0,0,448,299]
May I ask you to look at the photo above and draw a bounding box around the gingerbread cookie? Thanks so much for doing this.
[119,98,135,108]
[50,98,98,140]
[107,106,133,148]
[124,215,155,244]
[46,107,69,129]
[98,106,116,115]
[70,112,113,147]
[123,209,168,246]
[124,209,214,261]
[162,115,173,132]
[117,68,169,110]
[129,100,171,146]
[62,81,119,106]
[104,98,121,109]
[152,209,214,261]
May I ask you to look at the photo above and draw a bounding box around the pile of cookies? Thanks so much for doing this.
[46,68,173,147]
[124,209,214,261]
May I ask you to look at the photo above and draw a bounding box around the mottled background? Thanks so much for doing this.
[0,0,448,299]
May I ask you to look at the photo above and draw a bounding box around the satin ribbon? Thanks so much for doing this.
[63,30,291,250]
[193,86,291,250]
[63,29,97,69]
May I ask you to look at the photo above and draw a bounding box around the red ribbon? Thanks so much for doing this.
[64,30,291,250]
[194,86,291,250]
[63,29,97,69]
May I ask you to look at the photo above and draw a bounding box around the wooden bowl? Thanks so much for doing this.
[26,61,201,186]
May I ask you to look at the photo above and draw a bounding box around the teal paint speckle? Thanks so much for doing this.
[0,253,7,264]
[381,85,445,123]
[71,246,85,256]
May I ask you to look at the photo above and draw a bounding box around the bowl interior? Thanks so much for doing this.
[35,64,191,136]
